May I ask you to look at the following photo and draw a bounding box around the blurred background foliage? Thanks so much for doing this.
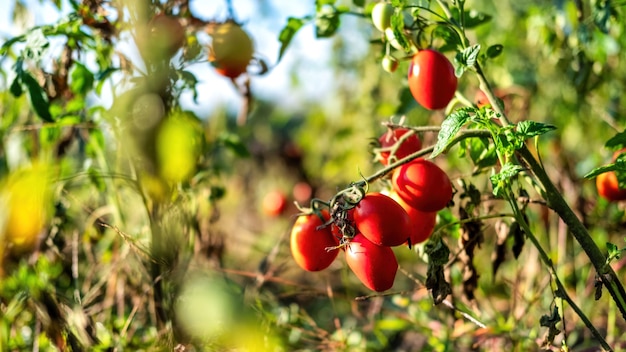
[0,0,625,351]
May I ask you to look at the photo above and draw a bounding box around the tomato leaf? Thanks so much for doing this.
[468,137,497,169]
[485,44,504,59]
[431,107,473,158]
[454,44,481,76]
[10,75,23,97]
[24,28,50,61]
[315,6,341,38]
[390,10,410,51]
[490,163,523,197]
[278,17,306,63]
[450,8,492,29]
[516,120,557,140]
[352,0,365,7]
[425,236,451,305]
[70,62,94,95]
[433,26,462,53]
[604,130,626,150]
[219,132,250,158]
[21,70,54,122]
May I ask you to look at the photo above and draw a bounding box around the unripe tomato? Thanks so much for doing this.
[145,14,185,59]
[262,190,288,217]
[378,127,422,165]
[2,165,52,254]
[408,49,457,110]
[596,171,626,202]
[381,55,399,73]
[388,190,437,245]
[392,159,453,212]
[290,210,339,271]
[353,193,412,247]
[371,2,394,32]
[208,22,254,78]
[345,234,398,292]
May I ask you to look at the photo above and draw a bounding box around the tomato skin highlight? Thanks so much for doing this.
[408,49,458,110]
[290,211,339,272]
[378,128,422,166]
[345,234,398,292]
[353,193,412,247]
[392,159,453,212]
[596,171,626,202]
[388,190,437,245]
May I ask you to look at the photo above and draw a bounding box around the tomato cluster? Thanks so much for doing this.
[289,127,453,292]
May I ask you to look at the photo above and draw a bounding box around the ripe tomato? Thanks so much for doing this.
[392,159,453,212]
[208,22,254,78]
[290,210,340,271]
[388,191,436,245]
[345,234,398,292]
[262,190,288,217]
[596,171,626,202]
[352,193,412,247]
[408,49,457,110]
[378,128,422,165]
[146,14,185,58]
[371,2,394,32]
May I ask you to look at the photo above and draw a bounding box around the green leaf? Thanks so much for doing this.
[21,71,54,122]
[431,107,474,158]
[219,132,250,158]
[455,44,480,76]
[490,163,523,197]
[432,26,462,53]
[70,62,94,95]
[607,242,621,261]
[389,10,410,51]
[583,161,626,179]
[10,75,23,97]
[468,137,497,169]
[486,44,504,59]
[451,8,492,28]
[315,6,341,38]
[278,17,305,62]
[605,130,626,150]
[516,121,557,139]
[352,0,365,7]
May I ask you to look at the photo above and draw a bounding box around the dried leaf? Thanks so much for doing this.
[491,220,509,279]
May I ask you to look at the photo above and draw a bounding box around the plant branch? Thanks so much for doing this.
[355,129,491,188]
[518,145,626,321]
[505,191,613,351]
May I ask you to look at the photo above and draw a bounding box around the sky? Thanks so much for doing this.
[0,0,372,118]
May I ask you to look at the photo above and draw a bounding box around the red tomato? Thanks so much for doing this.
[392,159,453,212]
[352,193,412,247]
[378,128,422,165]
[345,234,398,292]
[408,49,457,110]
[290,210,339,271]
[596,171,626,202]
[262,190,287,217]
[388,191,437,245]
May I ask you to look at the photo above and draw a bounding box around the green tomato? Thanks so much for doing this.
[381,55,399,73]
[371,2,394,32]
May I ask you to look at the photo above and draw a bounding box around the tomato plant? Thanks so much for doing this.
[290,210,340,272]
[391,159,453,212]
[407,49,458,110]
[378,127,422,165]
[352,192,412,247]
[345,234,398,292]
[208,21,254,78]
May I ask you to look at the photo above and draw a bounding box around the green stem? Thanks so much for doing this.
[518,146,626,321]
[505,191,612,351]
